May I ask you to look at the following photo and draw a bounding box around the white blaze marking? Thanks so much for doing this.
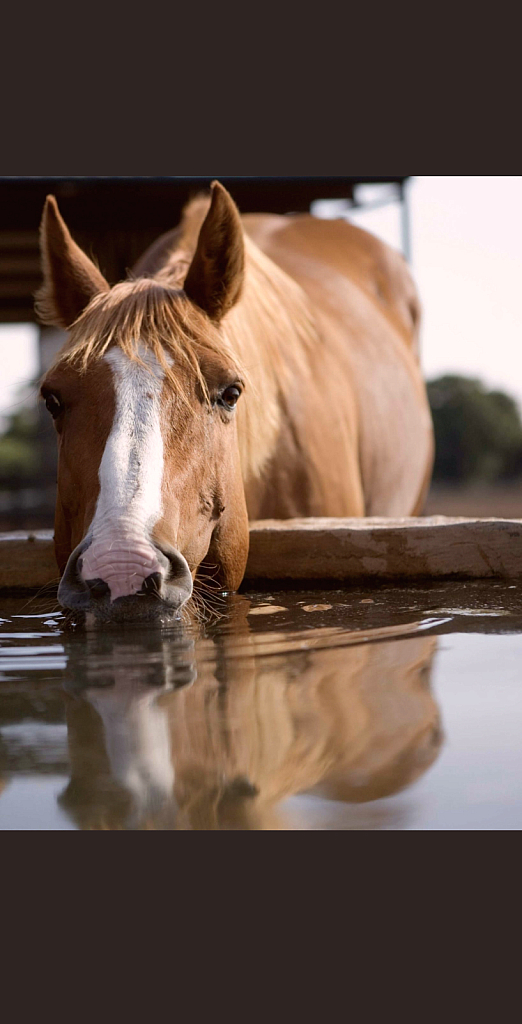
[81,346,167,599]
[98,347,165,529]
[88,681,175,817]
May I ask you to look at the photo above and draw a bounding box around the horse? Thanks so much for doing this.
[37,182,433,622]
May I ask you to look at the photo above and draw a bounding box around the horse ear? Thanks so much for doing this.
[36,195,109,328]
[183,181,244,322]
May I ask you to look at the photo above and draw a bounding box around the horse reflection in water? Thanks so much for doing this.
[58,600,442,830]
[60,633,196,829]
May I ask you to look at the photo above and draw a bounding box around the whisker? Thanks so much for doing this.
[17,578,62,613]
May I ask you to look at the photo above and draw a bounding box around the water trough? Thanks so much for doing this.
[1,516,522,591]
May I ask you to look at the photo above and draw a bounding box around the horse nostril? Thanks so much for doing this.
[153,545,193,606]
[141,572,162,596]
[85,578,110,598]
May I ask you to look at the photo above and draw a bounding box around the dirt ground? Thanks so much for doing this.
[424,484,522,519]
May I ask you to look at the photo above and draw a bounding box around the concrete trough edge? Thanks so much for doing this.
[2,516,522,591]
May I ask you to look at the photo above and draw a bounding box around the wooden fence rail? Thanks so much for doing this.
[1,517,522,590]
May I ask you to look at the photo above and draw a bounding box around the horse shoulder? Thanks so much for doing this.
[242,213,433,517]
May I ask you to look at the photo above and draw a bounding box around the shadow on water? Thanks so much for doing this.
[1,579,521,829]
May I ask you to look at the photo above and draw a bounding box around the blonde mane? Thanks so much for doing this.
[166,193,322,480]
[226,235,321,480]
[52,278,243,406]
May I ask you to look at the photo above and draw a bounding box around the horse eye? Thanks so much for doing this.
[219,385,242,411]
[44,393,63,419]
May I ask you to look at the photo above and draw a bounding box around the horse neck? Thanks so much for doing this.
[155,222,320,487]
[223,236,319,485]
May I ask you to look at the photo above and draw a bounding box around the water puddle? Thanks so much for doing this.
[1,580,521,829]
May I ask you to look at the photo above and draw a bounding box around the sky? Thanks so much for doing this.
[351,176,522,398]
[0,322,39,426]
[1,176,521,423]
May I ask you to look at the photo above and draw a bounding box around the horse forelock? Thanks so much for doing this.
[51,277,244,408]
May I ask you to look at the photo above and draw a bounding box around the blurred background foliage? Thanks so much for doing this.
[0,390,38,479]
[427,375,522,483]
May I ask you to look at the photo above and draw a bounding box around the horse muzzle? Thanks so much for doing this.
[58,537,193,622]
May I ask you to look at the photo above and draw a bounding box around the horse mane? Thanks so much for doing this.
[226,234,320,479]
[51,277,243,406]
[163,194,322,479]
[51,193,322,480]
[159,192,319,385]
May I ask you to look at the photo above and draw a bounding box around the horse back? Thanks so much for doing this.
[241,213,433,517]
[242,213,421,357]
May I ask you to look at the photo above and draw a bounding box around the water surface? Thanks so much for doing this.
[1,580,521,829]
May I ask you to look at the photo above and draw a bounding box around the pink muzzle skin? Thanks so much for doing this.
[80,533,164,602]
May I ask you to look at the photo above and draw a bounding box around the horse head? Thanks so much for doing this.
[38,183,249,623]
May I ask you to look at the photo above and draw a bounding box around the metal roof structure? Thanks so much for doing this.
[0,176,410,322]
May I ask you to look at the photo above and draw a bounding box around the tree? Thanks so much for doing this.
[0,393,39,480]
[427,375,522,483]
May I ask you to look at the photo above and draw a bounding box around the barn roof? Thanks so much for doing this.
[0,177,410,322]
